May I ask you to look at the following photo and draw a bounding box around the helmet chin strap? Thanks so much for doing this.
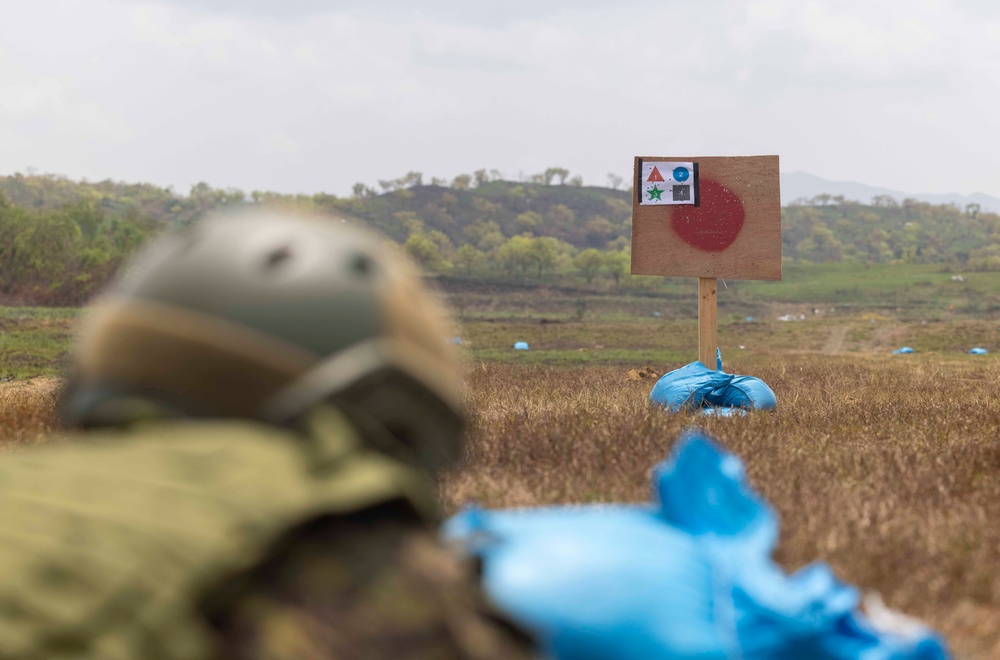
[260,338,390,426]
[261,337,464,473]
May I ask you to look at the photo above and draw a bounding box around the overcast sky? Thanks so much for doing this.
[2,0,998,198]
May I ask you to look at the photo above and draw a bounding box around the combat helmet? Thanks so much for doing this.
[59,209,465,472]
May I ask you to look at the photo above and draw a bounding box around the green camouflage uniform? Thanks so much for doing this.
[0,407,533,659]
[211,505,532,660]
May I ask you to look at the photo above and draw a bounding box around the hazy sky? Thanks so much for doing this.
[2,0,998,197]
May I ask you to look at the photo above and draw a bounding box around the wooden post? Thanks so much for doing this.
[630,156,781,370]
[698,277,717,369]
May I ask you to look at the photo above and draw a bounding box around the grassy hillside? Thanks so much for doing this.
[3,170,1000,307]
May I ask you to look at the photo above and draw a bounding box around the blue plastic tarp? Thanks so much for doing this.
[968,347,988,355]
[649,350,776,413]
[514,341,530,350]
[892,347,915,355]
[445,430,949,660]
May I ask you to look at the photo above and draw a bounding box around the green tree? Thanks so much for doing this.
[462,220,501,246]
[478,228,506,253]
[454,244,484,275]
[603,250,630,287]
[426,229,453,255]
[795,224,843,262]
[495,235,534,276]
[352,182,376,199]
[404,233,441,270]
[543,167,570,185]
[393,211,424,236]
[546,204,575,229]
[573,248,604,283]
[583,216,616,247]
[472,198,501,221]
[515,211,541,234]
[526,236,558,278]
[399,171,423,188]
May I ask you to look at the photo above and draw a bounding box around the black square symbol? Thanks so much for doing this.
[672,185,690,202]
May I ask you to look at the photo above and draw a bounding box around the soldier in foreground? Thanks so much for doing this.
[0,210,533,658]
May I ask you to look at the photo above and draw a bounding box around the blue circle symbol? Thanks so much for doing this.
[673,166,690,182]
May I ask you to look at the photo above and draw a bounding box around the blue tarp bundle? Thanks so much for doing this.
[514,341,530,350]
[893,347,915,355]
[649,350,776,414]
[445,430,949,660]
[968,347,988,355]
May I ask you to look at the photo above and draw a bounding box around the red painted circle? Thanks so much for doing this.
[671,180,745,252]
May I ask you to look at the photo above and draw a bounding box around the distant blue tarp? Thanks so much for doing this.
[514,341,530,350]
[893,347,915,355]
[445,430,948,660]
[649,350,776,414]
[968,347,989,355]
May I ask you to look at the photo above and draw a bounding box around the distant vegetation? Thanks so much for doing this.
[2,169,999,306]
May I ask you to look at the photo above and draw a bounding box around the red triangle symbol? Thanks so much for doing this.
[647,166,665,182]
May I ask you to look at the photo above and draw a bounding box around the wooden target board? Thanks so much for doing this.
[630,155,782,281]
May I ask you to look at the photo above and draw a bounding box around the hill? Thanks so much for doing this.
[2,169,1000,306]
[781,171,1000,214]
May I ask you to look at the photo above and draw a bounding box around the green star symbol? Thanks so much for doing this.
[647,185,664,201]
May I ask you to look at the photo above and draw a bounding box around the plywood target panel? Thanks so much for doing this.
[630,155,781,281]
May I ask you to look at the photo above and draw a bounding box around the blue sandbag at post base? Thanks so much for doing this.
[893,347,915,355]
[444,430,949,660]
[649,349,776,413]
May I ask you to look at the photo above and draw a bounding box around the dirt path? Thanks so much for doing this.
[822,325,849,354]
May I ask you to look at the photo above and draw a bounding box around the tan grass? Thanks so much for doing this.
[0,378,62,447]
[441,356,1000,659]
[3,361,998,657]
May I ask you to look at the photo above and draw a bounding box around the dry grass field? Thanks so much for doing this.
[0,377,62,447]
[440,356,1000,659]
[3,310,1000,657]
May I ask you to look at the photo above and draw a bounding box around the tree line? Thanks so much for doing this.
[2,170,999,306]
[783,194,1000,270]
[0,195,154,305]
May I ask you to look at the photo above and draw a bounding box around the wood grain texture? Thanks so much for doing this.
[630,155,782,281]
[698,277,718,369]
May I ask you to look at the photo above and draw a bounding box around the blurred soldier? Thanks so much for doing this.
[0,210,533,658]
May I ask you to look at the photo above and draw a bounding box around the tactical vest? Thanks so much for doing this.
[0,406,440,659]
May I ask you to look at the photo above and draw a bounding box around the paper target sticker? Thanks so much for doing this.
[640,161,698,206]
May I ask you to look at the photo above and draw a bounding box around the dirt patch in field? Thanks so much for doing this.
[822,325,849,354]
